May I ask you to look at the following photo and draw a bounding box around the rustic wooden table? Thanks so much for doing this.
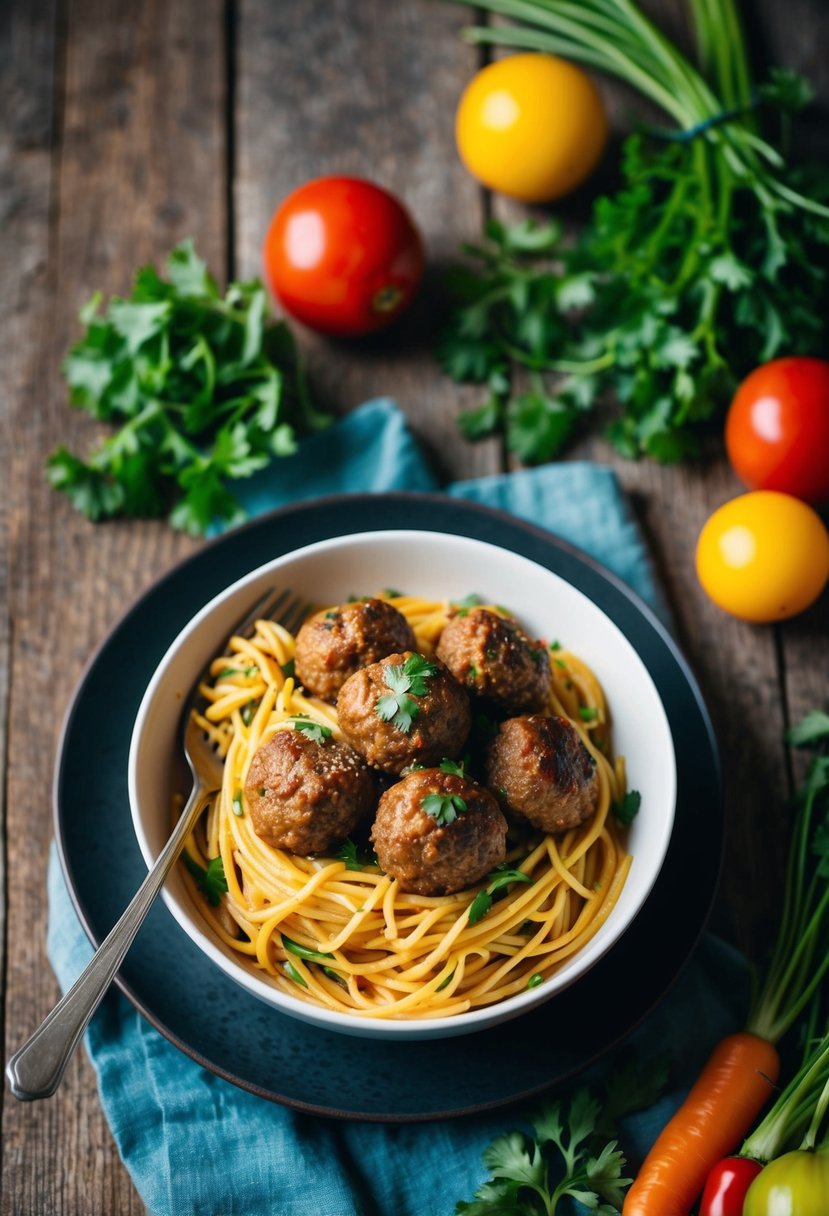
[2,1,827,1211]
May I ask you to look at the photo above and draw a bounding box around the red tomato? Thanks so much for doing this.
[725,357,829,504]
[700,1155,764,1216]
[262,177,424,337]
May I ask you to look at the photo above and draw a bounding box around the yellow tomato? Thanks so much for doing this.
[455,53,608,202]
[695,491,829,622]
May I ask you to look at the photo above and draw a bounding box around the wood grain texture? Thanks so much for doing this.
[2,0,827,1211]
[235,0,500,482]
[3,0,227,1210]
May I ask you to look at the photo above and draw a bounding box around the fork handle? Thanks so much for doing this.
[6,784,215,1101]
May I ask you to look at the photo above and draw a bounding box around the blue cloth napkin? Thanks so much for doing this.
[47,399,745,1216]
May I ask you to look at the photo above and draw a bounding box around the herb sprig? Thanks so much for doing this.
[182,852,228,906]
[439,0,829,463]
[468,864,534,925]
[48,240,330,534]
[375,654,439,734]
[456,1054,671,1214]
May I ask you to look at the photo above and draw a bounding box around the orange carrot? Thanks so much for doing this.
[622,1032,780,1216]
[624,716,829,1214]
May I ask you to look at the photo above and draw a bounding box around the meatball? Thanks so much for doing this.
[336,651,472,775]
[294,597,417,701]
[436,608,552,713]
[485,714,600,834]
[371,768,507,895]
[244,726,376,854]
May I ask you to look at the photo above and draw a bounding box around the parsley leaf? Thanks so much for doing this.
[468,865,534,925]
[281,934,334,962]
[292,719,333,743]
[48,240,331,534]
[335,838,379,871]
[182,852,228,906]
[457,1083,636,1215]
[375,654,439,733]
[786,711,829,748]
[422,793,468,825]
[438,82,829,466]
[614,790,642,825]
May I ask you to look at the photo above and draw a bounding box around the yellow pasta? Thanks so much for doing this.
[180,595,633,1020]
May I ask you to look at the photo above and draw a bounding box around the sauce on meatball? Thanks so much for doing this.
[294,597,416,701]
[436,607,552,713]
[485,713,600,834]
[337,651,472,774]
[371,768,507,895]
[244,725,376,854]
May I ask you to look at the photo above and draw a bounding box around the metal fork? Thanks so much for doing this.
[6,586,306,1101]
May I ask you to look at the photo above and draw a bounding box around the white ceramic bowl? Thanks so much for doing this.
[129,529,676,1040]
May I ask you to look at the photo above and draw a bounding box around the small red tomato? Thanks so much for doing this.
[700,1155,764,1216]
[725,356,829,504]
[262,176,424,337]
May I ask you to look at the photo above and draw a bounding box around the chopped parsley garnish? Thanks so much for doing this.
[280,658,295,678]
[421,793,468,826]
[549,640,562,652]
[283,960,308,988]
[436,969,455,991]
[527,973,543,989]
[375,654,438,733]
[231,791,245,817]
[182,852,228,906]
[382,587,403,598]
[468,864,534,925]
[439,757,466,777]
[335,838,379,870]
[281,934,334,962]
[452,593,485,618]
[579,706,599,722]
[292,718,333,743]
[614,790,642,825]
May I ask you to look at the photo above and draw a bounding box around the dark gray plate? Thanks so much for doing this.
[54,493,722,1121]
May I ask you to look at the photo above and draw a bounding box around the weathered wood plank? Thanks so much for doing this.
[2,0,227,1211]
[236,0,498,483]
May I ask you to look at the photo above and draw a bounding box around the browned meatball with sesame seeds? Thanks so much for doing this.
[244,726,376,854]
[336,651,472,775]
[485,714,600,834]
[436,608,552,714]
[294,598,417,701]
[371,768,507,895]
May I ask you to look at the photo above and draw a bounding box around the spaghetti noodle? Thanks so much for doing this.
[181,594,632,1020]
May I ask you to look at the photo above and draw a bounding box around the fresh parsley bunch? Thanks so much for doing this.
[47,240,331,534]
[440,0,829,463]
[457,1055,671,1215]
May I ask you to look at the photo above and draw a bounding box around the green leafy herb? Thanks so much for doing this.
[527,973,543,990]
[182,852,228,906]
[457,1088,630,1215]
[422,792,468,825]
[468,865,534,925]
[614,790,642,826]
[292,719,333,743]
[283,960,308,989]
[47,239,331,534]
[579,707,599,722]
[452,593,484,618]
[439,1,829,464]
[335,838,379,871]
[281,659,295,679]
[787,711,829,748]
[375,654,439,733]
[746,711,829,1042]
[281,934,334,963]
[440,758,467,777]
